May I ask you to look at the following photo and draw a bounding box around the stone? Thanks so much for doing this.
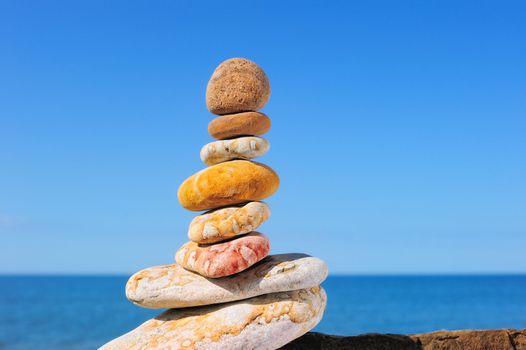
[100,287,326,350]
[189,201,271,244]
[282,329,526,350]
[206,58,270,115]
[283,332,420,350]
[200,136,269,166]
[208,111,271,140]
[126,254,328,309]
[175,232,270,278]
[415,329,526,350]
[178,160,279,211]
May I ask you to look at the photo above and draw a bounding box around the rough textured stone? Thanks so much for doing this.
[283,332,419,350]
[206,58,270,115]
[282,329,526,350]
[415,329,526,350]
[208,111,271,140]
[200,136,269,166]
[189,201,271,244]
[178,160,279,211]
[101,287,326,350]
[126,254,328,309]
[175,232,270,278]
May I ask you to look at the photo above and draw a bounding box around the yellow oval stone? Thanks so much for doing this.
[177,160,279,211]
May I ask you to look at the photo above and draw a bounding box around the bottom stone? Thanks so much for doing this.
[100,287,327,350]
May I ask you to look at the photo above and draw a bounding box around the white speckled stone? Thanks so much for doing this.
[126,254,328,309]
[100,287,326,350]
[200,136,269,166]
[189,202,271,244]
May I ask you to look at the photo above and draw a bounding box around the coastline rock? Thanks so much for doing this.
[208,112,271,140]
[282,332,419,350]
[200,136,269,166]
[175,232,270,278]
[206,58,270,115]
[189,201,271,244]
[178,160,279,211]
[282,329,526,350]
[126,254,328,309]
[100,287,326,350]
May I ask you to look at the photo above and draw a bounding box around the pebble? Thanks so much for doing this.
[206,58,270,115]
[189,201,271,244]
[208,111,271,140]
[200,136,269,166]
[175,232,270,278]
[178,160,279,211]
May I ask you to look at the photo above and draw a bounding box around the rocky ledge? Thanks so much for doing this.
[282,329,526,349]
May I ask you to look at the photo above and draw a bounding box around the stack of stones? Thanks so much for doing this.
[101,58,328,350]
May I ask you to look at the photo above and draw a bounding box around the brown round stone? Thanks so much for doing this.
[208,112,271,140]
[206,58,270,115]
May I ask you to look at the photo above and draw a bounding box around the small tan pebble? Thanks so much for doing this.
[175,232,270,278]
[206,58,270,115]
[189,201,271,244]
[208,112,271,140]
[177,160,280,211]
[200,136,269,166]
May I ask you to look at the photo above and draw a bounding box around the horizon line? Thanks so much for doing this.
[1,272,525,277]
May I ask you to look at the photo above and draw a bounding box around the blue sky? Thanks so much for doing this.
[1,0,525,274]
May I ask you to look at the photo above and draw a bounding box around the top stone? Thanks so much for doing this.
[206,58,271,115]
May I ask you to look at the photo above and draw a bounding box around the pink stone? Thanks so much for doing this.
[175,232,270,278]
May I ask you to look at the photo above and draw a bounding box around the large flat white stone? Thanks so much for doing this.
[126,253,328,309]
[100,287,327,350]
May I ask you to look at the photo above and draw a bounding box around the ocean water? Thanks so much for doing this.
[0,275,525,349]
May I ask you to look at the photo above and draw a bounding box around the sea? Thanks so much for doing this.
[0,275,525,349]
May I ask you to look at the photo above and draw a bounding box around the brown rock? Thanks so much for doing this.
[415,329,525,350]
[206,58,270,115]
[208,112,271,140]
[175,232,270,278]
[282,332,419,350]
[281,329,526,350]
[177,160,279,211]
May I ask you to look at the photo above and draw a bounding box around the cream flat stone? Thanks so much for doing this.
[189,202,271,244]
[200,136,269,166]
[126,254,328,309]
[100,287,326,350]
